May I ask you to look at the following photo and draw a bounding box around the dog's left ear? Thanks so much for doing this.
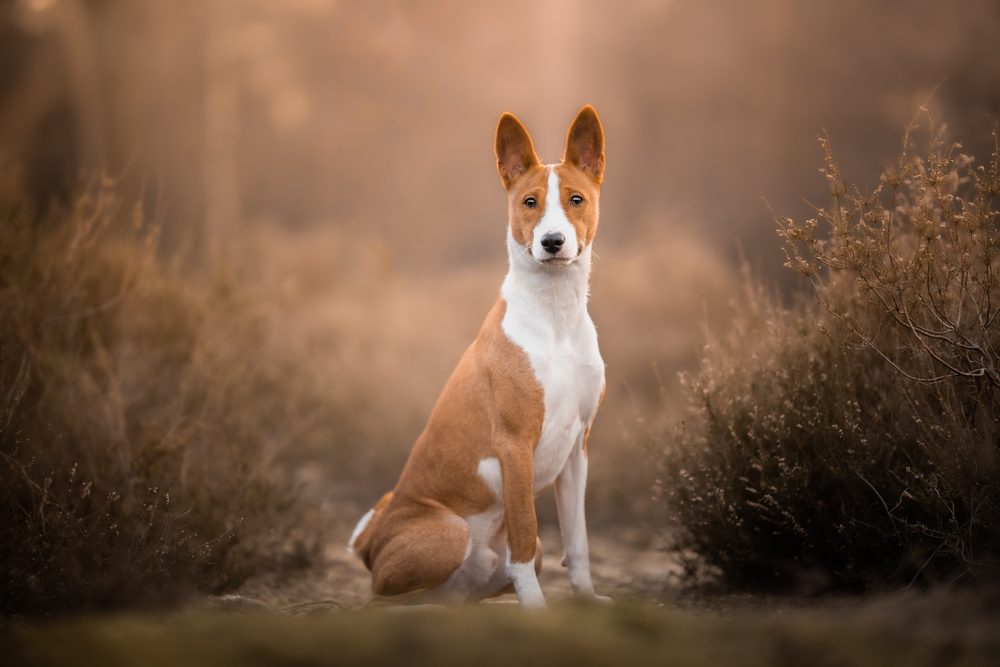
[563,105,605,183]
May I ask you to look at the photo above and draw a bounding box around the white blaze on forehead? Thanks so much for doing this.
[532,166,578,260]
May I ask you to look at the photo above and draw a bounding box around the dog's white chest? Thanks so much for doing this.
[525,327,604,491]
[499,235,605,493]
[500,290,604,493]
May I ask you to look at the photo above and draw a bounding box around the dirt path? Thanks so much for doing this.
[229,508,687,613]
[9,476,998,667]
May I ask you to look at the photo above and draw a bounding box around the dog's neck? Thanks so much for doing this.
[501,227,593,336]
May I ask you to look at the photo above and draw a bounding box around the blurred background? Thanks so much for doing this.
[3,0,999,530]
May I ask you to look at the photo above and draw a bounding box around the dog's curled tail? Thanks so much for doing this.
[347,490,394,566]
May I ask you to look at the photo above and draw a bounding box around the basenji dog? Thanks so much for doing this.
[349,106,607,607]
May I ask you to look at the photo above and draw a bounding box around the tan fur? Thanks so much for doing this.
[355,299,545,597]
[503,164,548,248]
[350,491,394,569]
[563,105,606,184]
[500,107,604,253]
[495,113,541,190]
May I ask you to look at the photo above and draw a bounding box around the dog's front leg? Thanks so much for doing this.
[555,435,609,602]
[500,444,545,607]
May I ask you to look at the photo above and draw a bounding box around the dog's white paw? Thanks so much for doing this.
[572,586,613,605]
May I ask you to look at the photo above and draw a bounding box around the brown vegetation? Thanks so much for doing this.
[0,175,328,614]
[661,119,1000,589]
[3,0,1000,620]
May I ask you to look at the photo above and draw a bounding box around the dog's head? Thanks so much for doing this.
[494,106,605,266]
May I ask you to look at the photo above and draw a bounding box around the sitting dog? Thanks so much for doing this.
[350,106,608,607]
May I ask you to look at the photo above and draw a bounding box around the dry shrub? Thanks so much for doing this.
[0,176,323,615]
[781,111,1000,387]
[661,116,1000,589]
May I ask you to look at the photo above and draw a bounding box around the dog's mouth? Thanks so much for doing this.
[531,244,585,265]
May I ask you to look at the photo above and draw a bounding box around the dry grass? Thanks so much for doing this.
[780,111,1000,387]
[661,119,1000,589]
[0,174,330,614]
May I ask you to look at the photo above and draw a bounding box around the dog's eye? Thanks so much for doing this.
[523,197,537,208]
[570,194,584,206]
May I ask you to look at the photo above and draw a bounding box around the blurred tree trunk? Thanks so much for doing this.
[203,0,241,259]
[0,46,61,164]
[55,0,106,175]
[0,0,105,198]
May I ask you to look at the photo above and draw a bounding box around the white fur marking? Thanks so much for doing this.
[477,457,503,501]
[347,508,375,553]
[531,167,579,261]
[502,209,605,493]
[506,560,546,607]
[555,441,599,596]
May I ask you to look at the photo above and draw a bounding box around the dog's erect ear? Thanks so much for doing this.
[563,105,605,183]
[495,112,540,190]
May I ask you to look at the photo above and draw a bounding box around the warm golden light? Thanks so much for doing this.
[1,1,998,661]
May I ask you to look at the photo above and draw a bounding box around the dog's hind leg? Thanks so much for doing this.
[368,506,468,599]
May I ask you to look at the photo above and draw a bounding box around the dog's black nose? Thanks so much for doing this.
[540,232,565,254]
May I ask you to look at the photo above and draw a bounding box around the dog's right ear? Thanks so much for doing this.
[495,113,540,190]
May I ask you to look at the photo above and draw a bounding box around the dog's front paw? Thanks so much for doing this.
[570,581,613,605]
[576,591,612,605]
